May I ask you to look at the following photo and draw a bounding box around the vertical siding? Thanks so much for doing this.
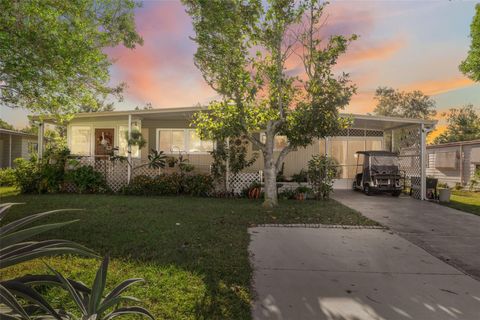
[0,135,23,168]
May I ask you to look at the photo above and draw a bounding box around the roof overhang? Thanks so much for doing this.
[30,106,437,131]
[0,128,37,138]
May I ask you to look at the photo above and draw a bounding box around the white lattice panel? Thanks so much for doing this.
[228,172,261,195]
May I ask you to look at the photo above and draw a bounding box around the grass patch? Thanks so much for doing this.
[0,194,377,319]
[444,190,480,216]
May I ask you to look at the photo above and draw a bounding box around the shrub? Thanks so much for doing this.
[292,169,308,183]
[66,165,108,193]
[123,173,213,197]
[183,174,214,196]
[13,158,43,193]
[0,168,16,186]
[307,155,338,200]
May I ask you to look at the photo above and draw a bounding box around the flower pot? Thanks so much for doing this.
[438,188,451,203]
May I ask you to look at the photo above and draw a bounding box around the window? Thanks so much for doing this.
[188,130,214,153]
[70,126,91,156]
[156,129,213,154]
[260,133,288,151]
[118,126,140,158]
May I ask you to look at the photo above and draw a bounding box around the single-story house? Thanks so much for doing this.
[32,107,437,199]
[426,139,480,188]
[0,128,38,168]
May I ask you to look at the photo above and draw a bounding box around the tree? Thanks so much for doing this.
[0,0,142,120]
[460,4,480,81]
[434,104,480,144]
[183,0,355,207]
[372,87,437,119]
[0,119,14,130]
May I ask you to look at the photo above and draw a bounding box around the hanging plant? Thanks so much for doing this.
[125,128,147,149]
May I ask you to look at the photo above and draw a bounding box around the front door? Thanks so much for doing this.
[95,128,114,156]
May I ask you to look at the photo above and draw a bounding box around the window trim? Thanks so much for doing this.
[155,128,214,155]
[69,125,93,156]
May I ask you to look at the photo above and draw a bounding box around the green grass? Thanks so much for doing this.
[0,194,377,319]
[444,190,480,216]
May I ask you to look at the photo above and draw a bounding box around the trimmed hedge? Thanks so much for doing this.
[122,173,214,197]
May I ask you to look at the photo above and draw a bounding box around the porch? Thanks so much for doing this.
[32,108,436,199]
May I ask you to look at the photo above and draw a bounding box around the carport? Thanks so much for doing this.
[331,114,437,200]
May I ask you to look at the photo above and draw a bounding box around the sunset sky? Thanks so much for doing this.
[2,0,479,129]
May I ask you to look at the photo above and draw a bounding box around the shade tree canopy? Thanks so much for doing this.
[460,4,480,81]
[372,87,437,120]
[0,0,142,120]
[434,104,480,144]
[183,0,356,206]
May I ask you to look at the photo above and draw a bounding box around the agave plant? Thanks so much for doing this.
[0,203,96,269]
[0,203,154,320]
[46,256,154,320]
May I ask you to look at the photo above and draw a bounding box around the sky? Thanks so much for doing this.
[1,0,479,131]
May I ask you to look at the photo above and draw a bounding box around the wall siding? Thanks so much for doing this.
[426,144,480,187]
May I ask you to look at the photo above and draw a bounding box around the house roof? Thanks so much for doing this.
[0,128,37,138]
[30,106,437,131]
[427,139,480,149]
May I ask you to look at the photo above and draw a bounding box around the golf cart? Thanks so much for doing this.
[352,151,403,196]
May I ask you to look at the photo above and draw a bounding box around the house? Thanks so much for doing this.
[32,107,437,199]
[426,139,480,188]
[0,128,38,168]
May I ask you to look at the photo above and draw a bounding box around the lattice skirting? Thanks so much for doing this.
[228,172,262,195]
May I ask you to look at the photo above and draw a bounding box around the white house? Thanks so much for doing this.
[427,139,480,187]
[32,107,437,199]
[0,128,38,168]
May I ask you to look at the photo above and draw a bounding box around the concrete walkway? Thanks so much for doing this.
[250,227,480,320]
[332,190,480,280]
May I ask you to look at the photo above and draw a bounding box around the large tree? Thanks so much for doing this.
[372,87,436,119]
[460,3,480,81]
[434,104,480,144]
[183,0,355,207]
[0,119,14,130]
[0,0,142,120]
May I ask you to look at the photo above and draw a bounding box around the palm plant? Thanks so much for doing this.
[0,203,154,320]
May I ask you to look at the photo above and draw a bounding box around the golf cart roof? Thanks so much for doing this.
[356,151,398,157]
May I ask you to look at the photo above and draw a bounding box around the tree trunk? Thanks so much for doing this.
[262,127,278,207]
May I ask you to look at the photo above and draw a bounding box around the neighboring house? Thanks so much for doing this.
[33,107,436,199]
[0,128,38,168]
[426,139,480,187]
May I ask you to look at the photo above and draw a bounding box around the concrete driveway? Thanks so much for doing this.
[250,227,480,320]
[332,190,480,280]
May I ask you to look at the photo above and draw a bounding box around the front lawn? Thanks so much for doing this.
[0,194,377,319]
[444,190,480,216]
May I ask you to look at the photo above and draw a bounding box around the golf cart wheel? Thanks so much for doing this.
[364,185,371,196]
[392,190,401,197]
[352,181,357,191]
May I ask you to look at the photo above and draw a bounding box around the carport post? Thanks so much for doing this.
[8,134,12,167]
[420,123,426,200]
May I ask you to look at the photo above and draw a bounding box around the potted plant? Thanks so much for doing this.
[248,182,262,199]
[438,183,451,203]
[166,156,177,168]
[295,186,311,201]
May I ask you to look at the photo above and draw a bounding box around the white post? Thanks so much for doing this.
[37,121,44,160]
[391,129,395,152]
[420,123,426,200]
[127,114,132,183]
[225,138,230,191]
[8,134,12,167]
